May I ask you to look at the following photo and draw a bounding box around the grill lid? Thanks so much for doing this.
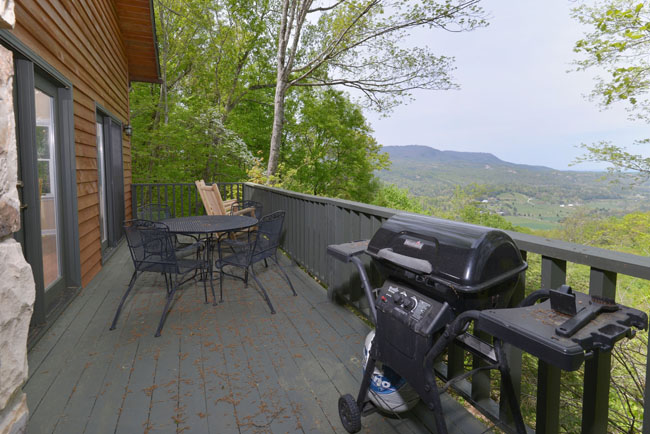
[367,213,527,294]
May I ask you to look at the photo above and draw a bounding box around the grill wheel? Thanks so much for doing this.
[338,393,361,433]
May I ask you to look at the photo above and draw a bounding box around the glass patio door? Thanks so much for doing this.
[96,111,124,254]
[13,56,80,326]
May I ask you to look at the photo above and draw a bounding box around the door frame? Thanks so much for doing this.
[95,104,124,259]
[13,53,80,326]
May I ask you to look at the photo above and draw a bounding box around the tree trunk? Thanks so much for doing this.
[267,79,287,178]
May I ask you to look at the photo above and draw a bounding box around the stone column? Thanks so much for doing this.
[0,2,35,433]
[0,0,13,29]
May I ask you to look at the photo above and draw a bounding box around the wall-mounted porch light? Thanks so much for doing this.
[123,124,133,137]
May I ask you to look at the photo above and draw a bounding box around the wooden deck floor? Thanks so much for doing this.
[24,243,491,434]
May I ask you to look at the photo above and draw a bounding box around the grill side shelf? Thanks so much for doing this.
[476,291,648,371]
[327,240,370,263]
[327,240,377,323]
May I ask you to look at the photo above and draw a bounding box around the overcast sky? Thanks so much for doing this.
[363,1,649,171]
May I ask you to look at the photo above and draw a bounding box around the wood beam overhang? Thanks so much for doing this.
[114,0,161,84]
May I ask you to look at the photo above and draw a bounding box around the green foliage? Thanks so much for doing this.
[370,184,429,213]
[572,1,650,181]
[573,0,650,117]
[370,182,516,230]
[431,184,516,230]
[558,209,650,256]
[279,89,389,202]
[380,145,650,231]
[131,0,276,183]
[573,140,650,183]
[131,83,254,183]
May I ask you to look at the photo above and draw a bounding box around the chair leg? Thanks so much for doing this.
[110,270,139,331]
[205,268,214,306]
[218,264,224,303]
[155,280,179,337]
[203,276,209,304]
[249,266,276,314]
[272,254,297,296]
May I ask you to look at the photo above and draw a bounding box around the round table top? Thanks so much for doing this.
[162,215,257,234]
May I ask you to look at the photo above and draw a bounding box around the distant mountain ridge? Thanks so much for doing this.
[382,145,552,172]
[377,145,650,229]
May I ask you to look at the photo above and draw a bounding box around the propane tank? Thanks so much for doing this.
[363,330,419,413]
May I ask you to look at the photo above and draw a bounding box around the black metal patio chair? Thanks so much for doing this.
[136,203,203,257]
[136,203,172,221]
[228,200,263,240]
[215,210,297,313]
[110,219,209,337]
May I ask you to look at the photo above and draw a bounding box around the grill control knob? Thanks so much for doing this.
[393,293,403,304]
[403,297,414,310]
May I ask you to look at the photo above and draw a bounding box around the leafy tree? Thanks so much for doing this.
[131,0,275,183]
[370,184,429,213]
[572,1,650,181]
[261,0,487,176]
[573,141,650,183]
[280,88,389,201]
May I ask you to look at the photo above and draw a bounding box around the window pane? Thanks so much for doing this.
[36,126,50,158]
[37,161,51,194]
[96,121,108,244]
[35,88,61,289]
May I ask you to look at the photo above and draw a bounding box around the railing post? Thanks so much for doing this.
[471,330,492,404]
[537,256,566,433]
[643,328,650,434]
[131,184,137,219]
[581,268,616,434]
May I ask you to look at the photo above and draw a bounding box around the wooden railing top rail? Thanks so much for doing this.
[245,182,650,280]
[507,230,650,280]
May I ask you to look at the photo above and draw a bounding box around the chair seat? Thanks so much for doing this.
[175,240,204,258]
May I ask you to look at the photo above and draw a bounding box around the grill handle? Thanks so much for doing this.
[349,256,377,324]
[377,248,433,275]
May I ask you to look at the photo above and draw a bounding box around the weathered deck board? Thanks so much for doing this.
[24,243,492,434]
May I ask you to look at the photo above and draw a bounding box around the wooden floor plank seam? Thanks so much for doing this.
[109,339,141,434]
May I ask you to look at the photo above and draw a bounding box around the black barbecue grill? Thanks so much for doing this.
[327,213,647,434]
[367,214,527,312]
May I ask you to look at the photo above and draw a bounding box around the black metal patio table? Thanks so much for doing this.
[162,215,258,305]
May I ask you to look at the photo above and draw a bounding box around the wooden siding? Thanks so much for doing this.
[11,0,140,286]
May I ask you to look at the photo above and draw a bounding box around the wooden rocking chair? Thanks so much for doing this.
[195,180,237,215]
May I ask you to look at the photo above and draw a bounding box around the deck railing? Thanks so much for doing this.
[129,181,650,433]
[131,182,244,218]
[241,182,650,434]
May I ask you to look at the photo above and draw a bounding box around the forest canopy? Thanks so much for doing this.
[130,0,485,204]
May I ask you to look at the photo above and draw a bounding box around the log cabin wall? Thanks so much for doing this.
[9,0,153,286]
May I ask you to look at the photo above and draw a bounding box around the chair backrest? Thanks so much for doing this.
[195,180,229,215]
[124,220,178,274]
[136,203,172,221]
[251,210,285,262]
[231,200,263,219]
